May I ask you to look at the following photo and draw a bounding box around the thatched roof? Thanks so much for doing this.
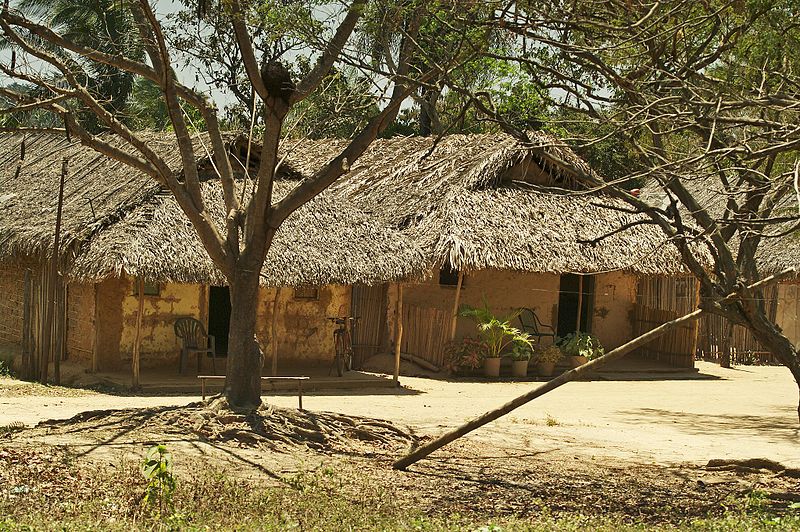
[71,180,425,286]
[2,130,696,285]
[641,177,800,277]
[0,132,162,261]
[317,132,690,274]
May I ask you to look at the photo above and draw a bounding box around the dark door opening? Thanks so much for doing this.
[556,274,595,338]
[208,286,231,355]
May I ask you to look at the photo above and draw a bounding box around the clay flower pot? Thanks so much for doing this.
[536,361,556,377]
[566,355,588,368]
[511,359,529,378]
[483,356,501,377]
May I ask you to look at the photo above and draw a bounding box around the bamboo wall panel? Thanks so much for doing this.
[631,303,697,368]
[698,284,780,364]
[351,284,388,369]
[400,303,451,368]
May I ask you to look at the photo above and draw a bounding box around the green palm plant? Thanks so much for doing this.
[458,301,532,359]
[8,0,145,130]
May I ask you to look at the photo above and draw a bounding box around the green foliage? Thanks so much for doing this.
[458,301,532,359]
[444,337,487,372]
[558,333,605,361]
[141,444,176,517]
[285,60,380,140]
[0,359,12,377]
[511,341,533,361]
[533,345,564,365]
[11,0,144,132]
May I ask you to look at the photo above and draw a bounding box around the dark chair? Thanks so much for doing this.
[174,317,218,375]
[518,308,556,345]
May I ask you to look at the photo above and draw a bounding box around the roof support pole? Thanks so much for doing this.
[575,274,584,331]
[271,287,281,376]
[132,276,144,390]
[449,271,464,341]
[40,157,67,385]
[393,283,404,386]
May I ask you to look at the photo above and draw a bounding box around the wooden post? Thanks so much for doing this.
[132,277,144,389]
[449,271,464,341]
[40,158,67,384]
[393,283,404,386]
[393,308,705,470]
[91,283,99,373]
[270,287,281,376]
[688,280,701,367]
[575,274,584,332]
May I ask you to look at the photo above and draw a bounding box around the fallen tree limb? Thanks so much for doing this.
[393,269,798,470]
[393,308,705,470]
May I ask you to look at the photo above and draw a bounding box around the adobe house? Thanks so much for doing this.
[0,131,711,384]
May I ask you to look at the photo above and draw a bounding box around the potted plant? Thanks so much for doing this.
[532,344,563,377]
[459,301,532,378]
[510,341,532,377]
[444,337,487,375]
[558,332,604,368]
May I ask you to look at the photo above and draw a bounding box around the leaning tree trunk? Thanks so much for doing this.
[224,267,264,408]
[746,314,800,423]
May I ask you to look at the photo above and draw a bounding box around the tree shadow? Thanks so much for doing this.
[616,407,800,443]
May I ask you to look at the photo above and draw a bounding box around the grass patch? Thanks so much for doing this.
[1,446,798,531]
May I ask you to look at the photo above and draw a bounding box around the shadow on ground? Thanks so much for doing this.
[617,406,800,443]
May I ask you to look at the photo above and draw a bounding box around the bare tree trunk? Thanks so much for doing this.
[224,268,263,408]
[744,313,800,422]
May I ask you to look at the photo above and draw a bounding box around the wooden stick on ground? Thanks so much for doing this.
[393,267,798,471]
[393,308,705,470]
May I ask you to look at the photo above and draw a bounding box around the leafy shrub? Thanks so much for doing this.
[458,301,532,358]
[511,341,532,361]
[444,337,487,373]
[558,332,605,360]
[141,444,176,516]
[533,345,563,365]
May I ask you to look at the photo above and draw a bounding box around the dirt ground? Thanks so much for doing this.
[2,361,800,525]
[3,361,798,468]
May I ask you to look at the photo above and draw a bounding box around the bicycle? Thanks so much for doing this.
[327,316,359,377]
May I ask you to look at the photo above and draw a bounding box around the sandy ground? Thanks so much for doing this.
[2,361,798,468]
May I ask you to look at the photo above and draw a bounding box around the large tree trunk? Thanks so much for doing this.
[224,267,263,408]
[744,312,800,422]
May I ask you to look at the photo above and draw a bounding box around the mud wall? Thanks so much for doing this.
[66,282,95,365]
[94,277,126,370]
[0,265,24,349]
[256,285,351,367]
[591,271,637,350]
[388,270,561,347]
[119,278,205,369]
[386,269,637,352]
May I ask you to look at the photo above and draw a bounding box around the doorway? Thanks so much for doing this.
[208,286,231,355]
[556,274,595,337]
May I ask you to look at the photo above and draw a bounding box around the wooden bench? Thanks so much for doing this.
[198,376,310,410]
